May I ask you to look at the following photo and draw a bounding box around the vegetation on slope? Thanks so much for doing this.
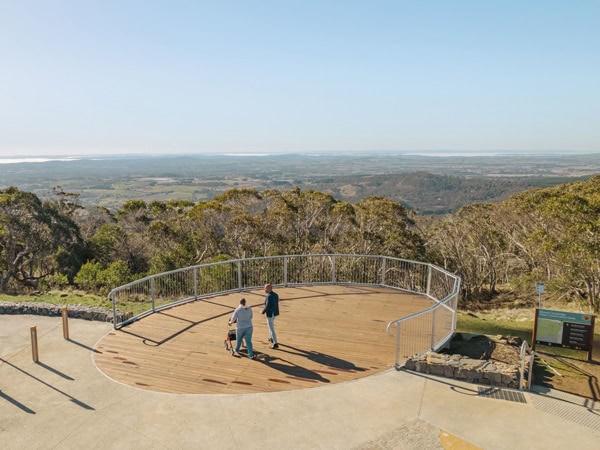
[1,174,599,313]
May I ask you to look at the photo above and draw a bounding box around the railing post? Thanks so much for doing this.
[528,352,535,390]
[519,342,527,391]
[284,256,288,286]
[453,280,461,330]
[237,260,243,290]
[426,264,432,297]
[431,308,437,349]
[194,267,198,299]
[395,322,401,369]
[331,255,336,284]
[110,292,117,329]
[381,257,386,286]
[151,277,156,312]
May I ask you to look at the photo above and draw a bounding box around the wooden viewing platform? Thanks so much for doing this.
[94,285,434,394]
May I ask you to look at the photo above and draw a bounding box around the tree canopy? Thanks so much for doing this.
[2,176,600,313]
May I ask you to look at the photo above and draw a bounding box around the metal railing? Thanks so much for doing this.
[385,264,461,368]
[109,254,461,365]
[519,341,535,391]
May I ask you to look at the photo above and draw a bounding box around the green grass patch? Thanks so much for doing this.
[535,354,589,378]
[535,345,591,360]
[456,311,535,342]
[0,291,109,307]
[457,310,600,350]
[0,292,149,315]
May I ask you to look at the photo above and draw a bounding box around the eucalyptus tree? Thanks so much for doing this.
[0,187,82,292]
[76,205,115,241]
[426,175,600,310]
[143,200,195,273]
[278,187,347,254]
[185,200,230,263]
[110,199,198,275]
[259,189,297,255]
[426,213,483,300]
[85,200,166,276]
[212,189,267,258]
[88,224,130,268]
[425,202,509,301]
[511,177,600,312]
[352,196,424,259]
[43,190,88,284]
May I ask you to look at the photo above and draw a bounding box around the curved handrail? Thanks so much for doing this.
[386,291,458,335]
[108,254,460,365]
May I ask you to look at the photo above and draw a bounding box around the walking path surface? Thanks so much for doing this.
[2,314,600,449]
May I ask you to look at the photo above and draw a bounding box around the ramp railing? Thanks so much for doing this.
[386,264,461,368]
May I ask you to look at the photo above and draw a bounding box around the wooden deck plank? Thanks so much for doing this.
[94,285,433,394]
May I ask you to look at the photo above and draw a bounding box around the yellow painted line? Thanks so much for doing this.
[440,429,482,450]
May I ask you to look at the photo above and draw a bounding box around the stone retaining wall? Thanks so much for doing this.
[0,301,132,324]
[404,351,522,388]
[403,333,531,389]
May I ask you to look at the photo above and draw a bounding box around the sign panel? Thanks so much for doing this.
[534,309,594,351]
[536,282,544,294]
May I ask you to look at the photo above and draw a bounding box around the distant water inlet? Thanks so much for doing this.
[107,255,460,373]
[0,157,81,164]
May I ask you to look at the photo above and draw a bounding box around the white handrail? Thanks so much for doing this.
[108,254,461,365]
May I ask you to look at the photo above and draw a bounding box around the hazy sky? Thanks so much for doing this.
[1,1,599,156]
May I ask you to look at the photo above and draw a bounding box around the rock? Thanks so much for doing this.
[506,336,523,346]
[443,365,454,378]
[426,353,450,364]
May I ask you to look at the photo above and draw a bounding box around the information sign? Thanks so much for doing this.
[536,282,544,294]
[533,308,595,360]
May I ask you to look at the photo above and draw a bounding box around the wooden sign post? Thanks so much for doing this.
[62,307,69,339]
[30,326,39,362]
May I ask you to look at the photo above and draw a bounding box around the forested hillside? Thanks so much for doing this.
[0,186,423,295]
[310,171,553,214]
[426,175,600,312]
[1,175,599,312]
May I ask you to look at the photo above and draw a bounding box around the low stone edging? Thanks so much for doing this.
[0,301,132,324]
[404,351,520,388]
[404,333,531,389]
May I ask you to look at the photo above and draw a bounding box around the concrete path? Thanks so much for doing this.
[1,314,600,449]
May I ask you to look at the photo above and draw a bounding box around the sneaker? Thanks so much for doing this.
[248,354,257,360]
[232,351,241,357]
[271,343,279,349]
[268,337,273,343]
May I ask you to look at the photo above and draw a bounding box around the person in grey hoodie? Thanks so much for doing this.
[228,298,255,359]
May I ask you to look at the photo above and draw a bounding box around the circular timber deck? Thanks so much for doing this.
[93,285,434,394]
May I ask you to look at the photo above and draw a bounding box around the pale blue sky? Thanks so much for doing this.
[1,1,598,156]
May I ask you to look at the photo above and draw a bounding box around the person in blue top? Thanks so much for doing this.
[261,283,280,349]
[228,298,255,359]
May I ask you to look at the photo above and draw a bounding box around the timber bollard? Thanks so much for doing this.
[30,326,39,362]
[62,307,69,339]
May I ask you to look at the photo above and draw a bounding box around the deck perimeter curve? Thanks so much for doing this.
[93,285,433,394]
